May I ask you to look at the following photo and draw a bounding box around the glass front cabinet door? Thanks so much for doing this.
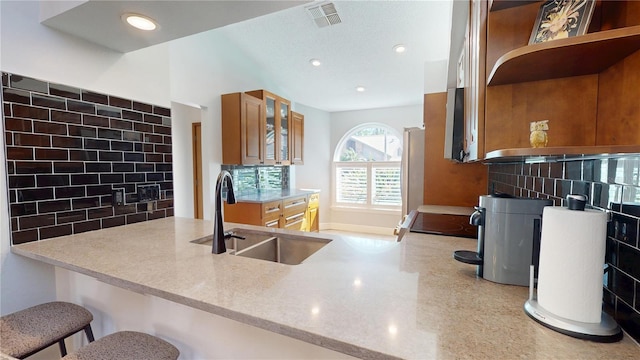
[265,96,276,163]
[279,101,289,164]
[247,90,291,165]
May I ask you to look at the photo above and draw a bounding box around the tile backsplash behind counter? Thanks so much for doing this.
[488,156,640,342]
[2,72,174,245]
[221,164,289,194]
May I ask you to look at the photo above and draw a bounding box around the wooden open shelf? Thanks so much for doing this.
[483,145,640,163]
[487,26,640,86]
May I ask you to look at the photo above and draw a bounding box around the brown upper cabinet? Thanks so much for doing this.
[291,111,304,165]
[221,92,264,165]
[222,90,304,165]
[246,90,291,165]
[463,0,488,161]
[463,0,640,161]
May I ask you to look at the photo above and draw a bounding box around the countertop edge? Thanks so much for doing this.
[10,225,398,360]
[12,218,639,359]
[234,189,318,203]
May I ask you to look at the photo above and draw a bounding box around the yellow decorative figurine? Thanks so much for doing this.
[530,120,549,148]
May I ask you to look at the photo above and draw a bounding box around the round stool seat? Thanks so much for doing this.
[1,302,94,359]
[62,331,179,360]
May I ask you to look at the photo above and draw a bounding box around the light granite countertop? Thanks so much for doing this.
[11,217,640,359]
[233,189,318,203]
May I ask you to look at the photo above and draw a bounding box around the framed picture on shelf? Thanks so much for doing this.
[529,0,596,44]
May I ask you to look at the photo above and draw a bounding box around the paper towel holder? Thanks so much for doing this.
[524,266,623,342]
[567,194,587,211]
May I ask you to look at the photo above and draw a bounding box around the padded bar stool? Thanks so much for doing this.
[62,331,179,360]
[0,301,94,359]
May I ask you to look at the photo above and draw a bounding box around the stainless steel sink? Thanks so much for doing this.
[191,228,331,265]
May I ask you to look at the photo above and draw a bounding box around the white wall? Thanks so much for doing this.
[171,102,203,218]
[424,59,449,94]
[168,29,290,222]
[0,2,170,107]
[1,104,57,316]
[0,6,59,360]
[329,105,423,233]
[166,25,423,233]
[290,103,331,227]
[0,160,56,360]
[0,0,171,316]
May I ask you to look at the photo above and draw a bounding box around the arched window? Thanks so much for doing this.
[333,123,402,210]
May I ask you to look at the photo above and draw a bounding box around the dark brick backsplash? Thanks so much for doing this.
[52,136,83,149]
[3,72,173,244]
[133,101,153,113]
[153,125,171,135]
[3,88,30,104]
[49,83,81,100]
[81,90,108,105]
[124,110,144,122]
[488,155,640,342]
[67,100,96,115]
[10,75,48,93]
[97,105,121,118]
[51,110,82,124]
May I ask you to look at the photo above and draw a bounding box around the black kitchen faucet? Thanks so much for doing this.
[212,170,239,254]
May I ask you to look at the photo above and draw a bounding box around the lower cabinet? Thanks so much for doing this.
[306,193,319,232]
[224,193,318,232]
[282,195,308,230]
[262,200,283,228]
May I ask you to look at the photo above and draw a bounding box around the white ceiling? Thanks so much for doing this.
[42,0,455,112]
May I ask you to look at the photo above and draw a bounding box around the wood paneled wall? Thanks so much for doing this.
[597,49,640,145]
[483,1,640,153]
[485,2,540,71]
[485,75,599,152]
[423,93,487,207]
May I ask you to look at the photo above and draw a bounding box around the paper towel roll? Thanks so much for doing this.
[537,207,607,324]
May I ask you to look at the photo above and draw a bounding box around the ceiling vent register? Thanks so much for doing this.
[306,2,342,28]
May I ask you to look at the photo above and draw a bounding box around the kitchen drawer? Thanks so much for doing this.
[283,195,307,217]
[283,211,306,231]
[263,218,281,228]
[261,200,283,222]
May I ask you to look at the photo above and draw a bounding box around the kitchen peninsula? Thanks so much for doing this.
[11,217,640,359]
[224,189,319,231]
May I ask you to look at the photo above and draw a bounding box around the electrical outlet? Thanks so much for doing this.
[137,186,148,202]
[150,185,159,200]
[112,188,125,206]
[137,184,161,202]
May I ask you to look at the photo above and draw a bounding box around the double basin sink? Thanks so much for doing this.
[191,228,331,265]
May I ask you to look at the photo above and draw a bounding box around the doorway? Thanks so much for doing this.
[192,122,203,219]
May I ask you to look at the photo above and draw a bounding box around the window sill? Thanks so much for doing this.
[330,205,401,216]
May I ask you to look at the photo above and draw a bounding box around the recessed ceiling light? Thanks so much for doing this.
[356,86,365,92]
[393,44,406,53]
[310,59,322,67]
[122,13,158,31]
